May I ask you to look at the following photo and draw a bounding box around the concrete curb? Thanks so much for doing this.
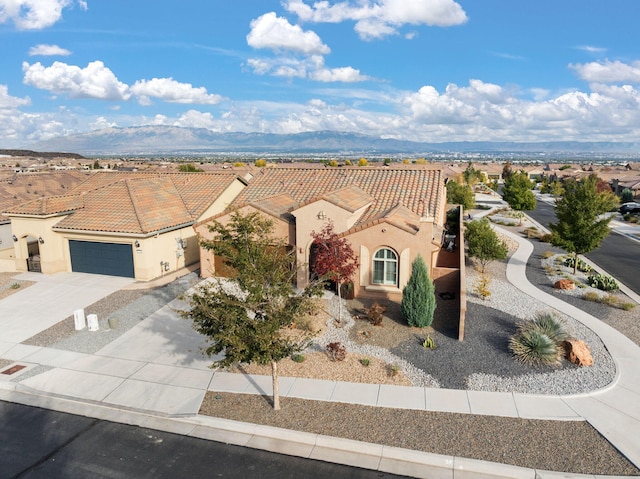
[0,386,619,479]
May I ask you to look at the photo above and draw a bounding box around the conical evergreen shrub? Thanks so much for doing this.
[401,255,436,328]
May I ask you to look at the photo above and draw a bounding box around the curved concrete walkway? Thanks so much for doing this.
[0,234,639,478]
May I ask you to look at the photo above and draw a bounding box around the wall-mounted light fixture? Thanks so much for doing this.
[38,237,44,244]
[135,240,140,248]
[317,211,327,220]
[12,235,18,242]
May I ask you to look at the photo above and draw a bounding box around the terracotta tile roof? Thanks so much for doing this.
[231,166,444,226]
[0,171,88,221]
[249,193,298,218]
[5,172,241,235]
[320,185,374,213]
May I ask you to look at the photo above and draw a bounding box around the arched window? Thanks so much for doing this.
[372,248,398,286]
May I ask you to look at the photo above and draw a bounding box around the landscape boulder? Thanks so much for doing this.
[554,279,575,290]
[562,339,593,366]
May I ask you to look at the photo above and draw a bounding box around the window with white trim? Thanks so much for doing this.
[372,248,398,286]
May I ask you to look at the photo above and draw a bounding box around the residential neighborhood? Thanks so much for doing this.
[0,154,639,478]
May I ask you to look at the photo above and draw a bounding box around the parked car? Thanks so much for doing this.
[619,202,640,214]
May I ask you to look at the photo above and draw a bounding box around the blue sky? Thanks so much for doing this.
[1,0,640,148]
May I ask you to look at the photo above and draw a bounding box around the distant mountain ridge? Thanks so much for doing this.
[27,125,640,157]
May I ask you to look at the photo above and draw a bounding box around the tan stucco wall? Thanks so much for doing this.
[11,216,68,274]
[195,205,291,278]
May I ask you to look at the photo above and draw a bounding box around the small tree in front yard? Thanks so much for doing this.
[549,175,618,275]
[401,255,436,328]
[180,210,323,410]
[310,221,359,322]
[465,218,508,273]
[502,170,536,222]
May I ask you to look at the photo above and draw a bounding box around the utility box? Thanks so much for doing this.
[87,314,99,332]
[73,309,86,330]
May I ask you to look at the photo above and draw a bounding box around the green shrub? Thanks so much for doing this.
[587,273,619,291]
[538,233,553,242]
[563,256,592,273]
[359,358,370,367]
[291,353,305,363]
[621,302,636,311]
[401,255,436,327]
[541,251,555,259]
[10,282,20,289]
[387,364,400,377]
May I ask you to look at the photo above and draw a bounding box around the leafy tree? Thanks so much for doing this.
[310,221,359,321]
[621,188,634,203]
[501,161,513,181]
[344,159,353,166]
[401,255,436,328]
[465,218,508,273]
[549,180,564,199]
[254,159,267,167]
[549,175,619,274]
[178,163,204,172]
[93,160,100,170]
[180,210,323,410]
[502,171,536,221]
[462,161,483,186]
[445,179,475,210]
[358,158,368,166]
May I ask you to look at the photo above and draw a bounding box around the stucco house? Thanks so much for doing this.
[2,172,246,280]
[195,166,449,300]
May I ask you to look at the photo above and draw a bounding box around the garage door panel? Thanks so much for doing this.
[69,240,134,278]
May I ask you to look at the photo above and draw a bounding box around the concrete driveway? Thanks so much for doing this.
[0,272,134,345]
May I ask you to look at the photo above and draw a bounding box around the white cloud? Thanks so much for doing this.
[28,44,71,56]
[173,110,217,129]
[90,116,117,130]
[247,54,368,82]
[576,45,606,54]
[0,0,83,30]
[247,12,330,55]
[570,59,640,84]
[0,84,31,108]
[130,78,223,106]
[22,60,131,100]
[311,66,369,82]
[283,0,467,40]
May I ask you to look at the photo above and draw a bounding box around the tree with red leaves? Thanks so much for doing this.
[310,221,359,320]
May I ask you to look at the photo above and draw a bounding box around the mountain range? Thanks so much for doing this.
[27,126,640,158]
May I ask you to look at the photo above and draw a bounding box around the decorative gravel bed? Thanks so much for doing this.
[199,392,640,476]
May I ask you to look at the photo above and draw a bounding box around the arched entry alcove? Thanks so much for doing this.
[24,235,41,272]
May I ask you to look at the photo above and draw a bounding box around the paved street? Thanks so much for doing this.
[527,199,640,296]
[0,401,406,479]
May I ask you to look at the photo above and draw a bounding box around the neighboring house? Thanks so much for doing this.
[195,166,448,300]
[3,172,246,280]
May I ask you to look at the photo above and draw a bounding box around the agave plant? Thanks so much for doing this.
[529,312,570,344]
[509,329,562,367]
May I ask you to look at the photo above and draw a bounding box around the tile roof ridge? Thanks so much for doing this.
[168,175,196,218]
[125,178,147,233]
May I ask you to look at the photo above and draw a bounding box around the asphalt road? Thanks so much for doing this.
[0,401,407,479]
[527,201,640,296]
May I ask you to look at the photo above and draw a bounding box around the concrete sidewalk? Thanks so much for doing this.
[1,240,640,477]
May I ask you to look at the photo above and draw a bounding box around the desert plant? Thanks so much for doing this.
[359,358,371,367]
[422,335,436,349]
[587,273,619,291]
[291,353,305,363]
[582,291,600,302]
[10,282,20,289]
[509,329,562,367]
[529,312,570,344]
[541,251,555,259]
[473,273,491,300]
[538,233,553,243]
[563,256,592,273]
[401,255,436,328]
[364,302,387,326]
[325,342,346,361]
[387,364,400,377]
